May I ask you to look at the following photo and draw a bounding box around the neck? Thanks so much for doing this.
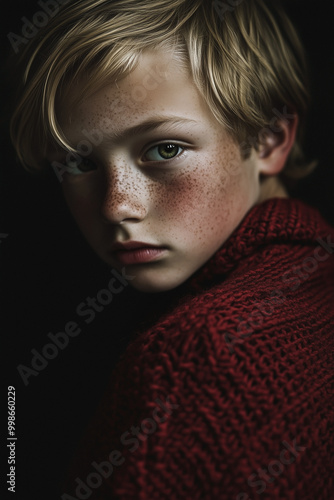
[257,176,289,204]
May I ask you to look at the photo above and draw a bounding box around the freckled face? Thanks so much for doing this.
[55,50,261,292]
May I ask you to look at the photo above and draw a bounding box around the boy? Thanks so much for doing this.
[10,0,334,498]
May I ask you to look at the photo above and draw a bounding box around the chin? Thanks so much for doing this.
[128,271,188,294]
[129,280,179,294]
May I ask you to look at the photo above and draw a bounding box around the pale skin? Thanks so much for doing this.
[52,50,297,293]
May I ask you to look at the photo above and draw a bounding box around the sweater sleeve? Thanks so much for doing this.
[61,243,334,500]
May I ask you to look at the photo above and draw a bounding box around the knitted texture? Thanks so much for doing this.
[62,198,334,500]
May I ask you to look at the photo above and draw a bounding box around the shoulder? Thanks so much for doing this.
[119,198,334,368]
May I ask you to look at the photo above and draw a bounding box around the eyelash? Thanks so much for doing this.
[142,142,186,164]
[62,157,97,176]
[60,142,187,176]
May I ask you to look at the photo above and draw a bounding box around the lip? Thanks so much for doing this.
[111,241,162,251]
[111,241,168,265]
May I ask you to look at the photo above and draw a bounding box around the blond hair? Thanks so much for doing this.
[10,0,315,177]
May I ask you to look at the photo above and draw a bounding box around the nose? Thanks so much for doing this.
[100,161,148,224]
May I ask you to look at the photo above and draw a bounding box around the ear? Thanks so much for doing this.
[256,113,299,175]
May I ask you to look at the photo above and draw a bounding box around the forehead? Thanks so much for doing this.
[57,50,224,139]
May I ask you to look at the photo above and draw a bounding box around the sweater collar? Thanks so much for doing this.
[185,197,331,292]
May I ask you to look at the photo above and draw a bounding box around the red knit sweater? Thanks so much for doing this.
[62,197,334,500]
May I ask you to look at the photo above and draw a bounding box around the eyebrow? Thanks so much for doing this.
[48,117,199,160]
[104,116,199,144]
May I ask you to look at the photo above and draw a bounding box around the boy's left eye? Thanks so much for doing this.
[143,143,184,162]
[66,157,97,175]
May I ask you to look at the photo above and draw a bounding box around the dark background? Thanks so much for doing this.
[1,1,333,499]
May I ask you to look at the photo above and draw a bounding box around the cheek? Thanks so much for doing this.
[154,154,242,238]
[62,183,98,231]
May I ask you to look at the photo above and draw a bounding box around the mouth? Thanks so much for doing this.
[110,241,168,265]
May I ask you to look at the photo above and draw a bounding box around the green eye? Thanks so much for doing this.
[144,143,183,161]
[66,157,97,175]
